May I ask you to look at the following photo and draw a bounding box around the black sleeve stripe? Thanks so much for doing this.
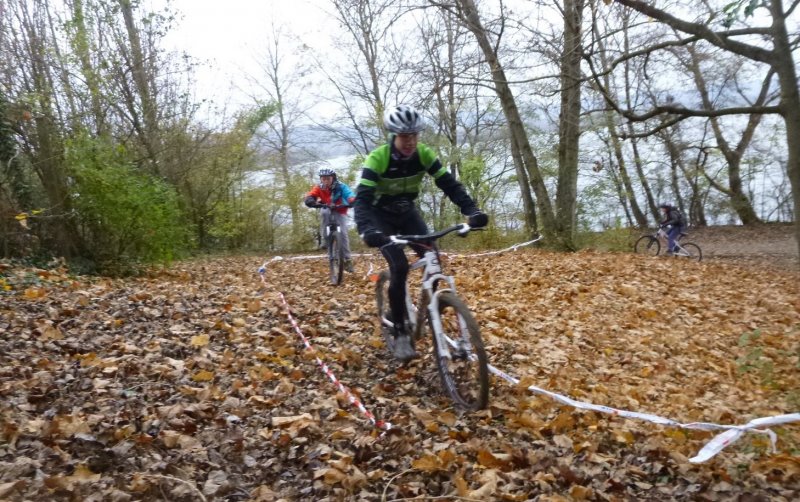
[426,159,443,176]
[361,168,380,183]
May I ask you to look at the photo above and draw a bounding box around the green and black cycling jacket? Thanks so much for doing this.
[353,141,477,235]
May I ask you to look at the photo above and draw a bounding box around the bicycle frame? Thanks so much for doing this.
[391,225,470,360]
[319,207,341,243]
[656,227,692,257]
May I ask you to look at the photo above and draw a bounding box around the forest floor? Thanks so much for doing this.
[676,222,798,271]
[1,224,798,501]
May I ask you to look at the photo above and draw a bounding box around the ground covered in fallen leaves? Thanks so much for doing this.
[1,234,799,501]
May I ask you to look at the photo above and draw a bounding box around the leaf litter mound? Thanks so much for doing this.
[0,249,798,501]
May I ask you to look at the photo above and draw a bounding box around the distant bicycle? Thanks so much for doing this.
[634,227,702,261]
[311,203,351,285]
[374,223,489,411]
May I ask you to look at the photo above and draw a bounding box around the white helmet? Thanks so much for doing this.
[318,167,336,178]
[383,105,424,134]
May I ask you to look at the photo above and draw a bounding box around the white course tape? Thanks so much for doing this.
[444,235,542,258]
[486,362,799,463]
[261,238,800,462]
[258,235,543,275]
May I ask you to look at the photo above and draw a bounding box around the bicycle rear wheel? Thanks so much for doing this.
[430,292,489,411]
[328,232,344,285]
[634,235,660,256]
[677,242,702,261]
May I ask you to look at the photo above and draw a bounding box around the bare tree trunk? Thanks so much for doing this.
[595,27,647,228]
[768,0,800,260]
[605,122,647,226]
[688,146,709,226]
[684,45,764,224]
[330,0,392,134]
[70,0,106,135]
[624,124,659,222]
[22,6,80,256]
[666,123,708,227]
[613,0,799,261]
[554,0,585,249]
[601,143,634,227]
[509,131,538,232]
[118,0,159,172]
[451,0,555,238]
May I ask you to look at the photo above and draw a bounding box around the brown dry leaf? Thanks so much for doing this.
[437,411,457,426]
[476,449,512,471]
[547,411,574,433]
[250,485,279,501]
[613,428,635,445]
[411,454,447,473]
[468,469,498,499]
[67,464,101,483]
[569,485,594,500]
[0,480,27,498]
[313,467,347,485]
[1,235,798,501]
[191,370,215,382]
[190,334,209,347]
[271,413,314,427]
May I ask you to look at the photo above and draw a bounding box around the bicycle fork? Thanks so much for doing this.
[423,274,470,361]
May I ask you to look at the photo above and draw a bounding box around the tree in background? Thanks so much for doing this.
[610,0,800,257]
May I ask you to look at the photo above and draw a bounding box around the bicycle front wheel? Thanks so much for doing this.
[634,235,660,256]
[328,232,344,285]
[677,242,702,261]
[430,292,489,411]
[375,270,418,335]
[375,271,392,327]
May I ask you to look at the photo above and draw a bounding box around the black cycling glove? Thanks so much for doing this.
[467,211,489,228]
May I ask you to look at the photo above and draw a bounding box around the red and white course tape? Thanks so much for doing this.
[258,268,391,432]
[260,241,799,462]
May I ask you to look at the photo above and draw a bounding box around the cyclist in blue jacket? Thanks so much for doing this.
[304,168,356,272]
[659,202,685,255]
[354,105,488,362]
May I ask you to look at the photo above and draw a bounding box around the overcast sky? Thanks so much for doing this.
[160,0,336,113]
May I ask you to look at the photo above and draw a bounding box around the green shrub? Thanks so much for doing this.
[576,226,638,252]
[66,134,189,272]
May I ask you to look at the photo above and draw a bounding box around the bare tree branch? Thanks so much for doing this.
[787,0,800,17]
[613,0,774,63]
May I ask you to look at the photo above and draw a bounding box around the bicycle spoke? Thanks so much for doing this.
[329,232,344,285]
[431,292,489,411]
[677,242,702,262]
[634,235,660,256]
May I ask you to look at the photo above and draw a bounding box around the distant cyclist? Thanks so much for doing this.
[658,202,685,255]
[304,168,356,273]
[354,104,488,362]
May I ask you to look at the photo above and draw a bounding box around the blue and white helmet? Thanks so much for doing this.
[318,167,336,178]
[383,105,424,134]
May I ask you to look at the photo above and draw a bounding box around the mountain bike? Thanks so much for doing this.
[374,223,489,411]
[313,204,351,285]
[634,227,702,261]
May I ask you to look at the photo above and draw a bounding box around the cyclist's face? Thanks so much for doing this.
[320,175,333,188]
[394,133,418,157]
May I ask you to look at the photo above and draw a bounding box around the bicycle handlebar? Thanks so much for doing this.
[313,203,351,209]
[390,223,472,245]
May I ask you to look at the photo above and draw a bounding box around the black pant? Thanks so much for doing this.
[372,207,428,332]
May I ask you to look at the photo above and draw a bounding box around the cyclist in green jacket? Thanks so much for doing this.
[354,104,488,362]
